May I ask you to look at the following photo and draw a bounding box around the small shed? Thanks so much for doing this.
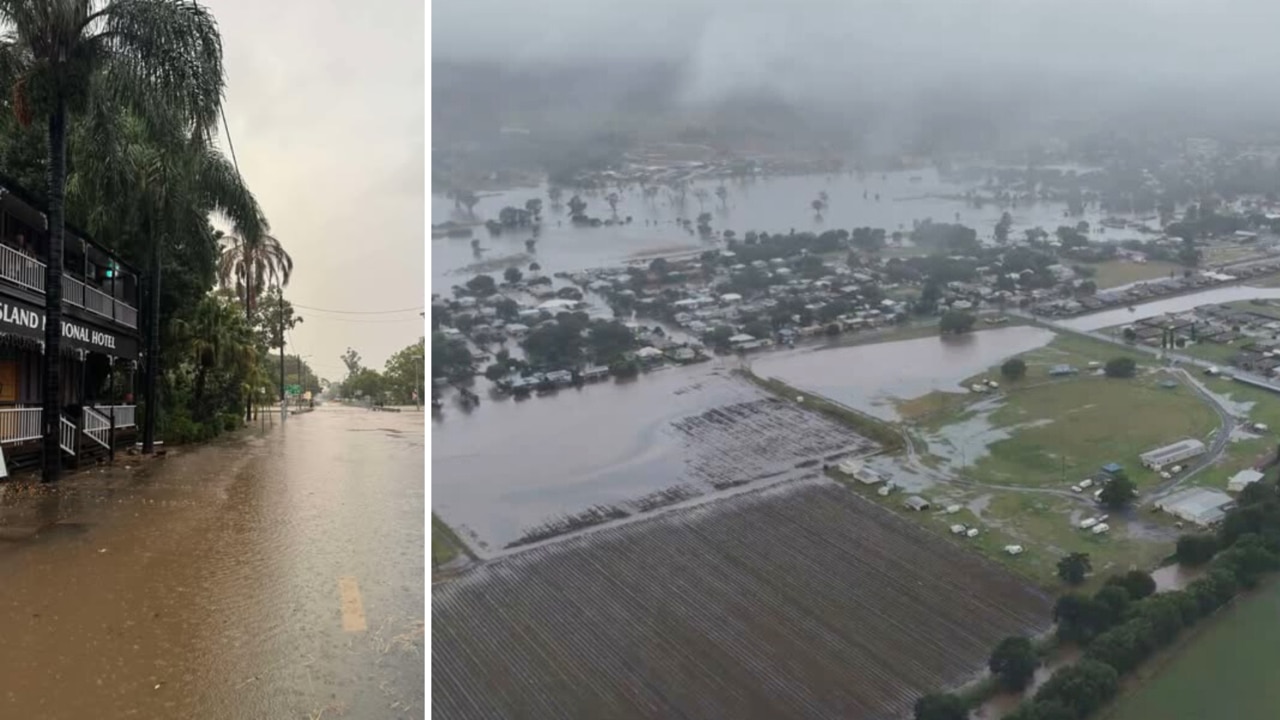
[1101,463,1124,477]
[903,496,931,512]
[1228,469,1265,493]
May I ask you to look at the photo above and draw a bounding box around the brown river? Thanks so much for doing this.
[0,405,424,719]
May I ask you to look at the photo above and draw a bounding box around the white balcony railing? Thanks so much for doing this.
[82,407,111,449]
[62,274,84,307]
[92,404,136,428]
[59,414,76,455]
[84,284,113,318]
[115,302,138,329]
[0,244,44,292]
[0,406,41,445]
[0,250,140,331]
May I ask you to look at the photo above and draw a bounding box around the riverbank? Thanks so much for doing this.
[735,369,904,451]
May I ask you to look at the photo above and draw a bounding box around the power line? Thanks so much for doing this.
[220,105,240,174]
[292,302,425,315]
[296,315,424,325]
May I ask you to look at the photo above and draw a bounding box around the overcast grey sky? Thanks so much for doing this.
[433,0,1280,112]
[210,0,425,380]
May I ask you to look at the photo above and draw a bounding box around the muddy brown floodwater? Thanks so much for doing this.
[748,325,1057,420]
[0,405,424,720]
[432,360,874,554]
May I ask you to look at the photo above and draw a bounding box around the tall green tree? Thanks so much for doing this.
[384,337,425,403]
[70,103,263,450]
[1057,552,1092,585]
[170,290,256,421]
[989,636,1038,692]
[0,0,227,480]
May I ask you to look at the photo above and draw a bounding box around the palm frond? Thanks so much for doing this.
[93,0,223,132]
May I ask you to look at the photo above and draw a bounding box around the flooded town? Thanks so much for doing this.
[431,4,1280,716]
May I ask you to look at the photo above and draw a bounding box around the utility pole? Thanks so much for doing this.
[418,311,425,410]
[279,288,286,423]
[143,243,161,454]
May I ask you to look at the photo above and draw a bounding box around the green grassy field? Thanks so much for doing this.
[814,333,1211,590]
[907,334,1216,491]
[1104,579,1280,720]
[432,513,472,569]
[1085,259,1182,289]
[962,376,1219,490]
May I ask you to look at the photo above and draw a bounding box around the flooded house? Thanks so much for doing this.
[0,174,142,469]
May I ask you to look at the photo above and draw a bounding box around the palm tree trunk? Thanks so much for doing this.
[41,100,68,483]
[142,230,162,453]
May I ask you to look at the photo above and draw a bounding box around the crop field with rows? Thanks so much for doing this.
[433,477,1053,719]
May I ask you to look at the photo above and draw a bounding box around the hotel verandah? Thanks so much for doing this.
[0,173,141,471]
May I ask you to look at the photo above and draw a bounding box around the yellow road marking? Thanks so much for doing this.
[338,576,367,632]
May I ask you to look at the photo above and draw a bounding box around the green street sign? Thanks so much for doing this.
[286,384,302,396]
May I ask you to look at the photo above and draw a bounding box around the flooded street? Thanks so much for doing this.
[0,406,425,719]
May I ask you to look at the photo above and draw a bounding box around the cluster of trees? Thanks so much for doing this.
[0,0,308,465]
[916,476,1280,720]
[938,310,976,335]
[336,340,425,404]
[520,312,636,370]
[911,221,982,256]
[1001,357,1027,381]
[1103,357,1137,379]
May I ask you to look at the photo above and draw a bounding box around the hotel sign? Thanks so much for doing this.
[0,298,138,359]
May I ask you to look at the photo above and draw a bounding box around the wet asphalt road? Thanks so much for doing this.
[0,405,425,719]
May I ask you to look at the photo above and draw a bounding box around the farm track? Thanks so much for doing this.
[433,477,1053,719]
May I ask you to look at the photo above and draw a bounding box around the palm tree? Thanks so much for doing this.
[217,231,293,320]
[0,0,225,481]
[69,101,264,450]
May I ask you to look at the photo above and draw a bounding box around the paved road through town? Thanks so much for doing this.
[0,405,424,719]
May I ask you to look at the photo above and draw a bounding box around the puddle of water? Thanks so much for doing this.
[1151,562,1207,593]
[748,326,1057,420]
